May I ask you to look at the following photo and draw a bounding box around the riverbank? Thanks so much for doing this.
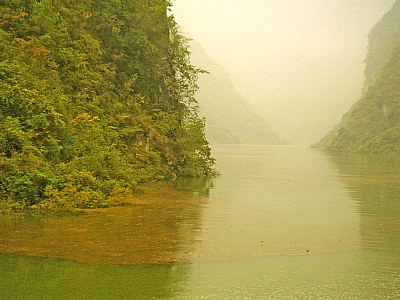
[0,180,210,214]
[0,183,206,265]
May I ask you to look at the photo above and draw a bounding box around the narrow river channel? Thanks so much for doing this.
[1,145,399,299]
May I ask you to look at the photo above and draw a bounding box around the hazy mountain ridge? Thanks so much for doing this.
[189,40,285,145]
[364,0,400,89]
[316,0,400,157]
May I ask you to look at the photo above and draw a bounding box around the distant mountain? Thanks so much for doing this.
[315,0,400,157]
[189,40,285,145]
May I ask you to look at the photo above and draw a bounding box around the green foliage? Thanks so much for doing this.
[0,0,215,210]
[317,2,400,159]
[322,44,400,157]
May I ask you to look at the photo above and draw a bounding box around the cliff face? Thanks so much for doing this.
[316,1,400,157]
[364,0,400,89]
[189,40,285,145]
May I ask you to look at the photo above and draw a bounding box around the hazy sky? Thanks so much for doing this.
[172,0,395,144]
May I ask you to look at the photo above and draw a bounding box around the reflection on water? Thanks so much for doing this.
[1,145,400,299]
[331,155,400,254]
[190,145,360,260]
[0,253,191,299]
[331,155,400,298]
[173,177,216,197]
[0,186,206,265]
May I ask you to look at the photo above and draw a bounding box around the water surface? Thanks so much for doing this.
[1,145,400,299]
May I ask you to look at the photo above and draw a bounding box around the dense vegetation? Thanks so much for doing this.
[315,0,400,157]
[0,0,215,210]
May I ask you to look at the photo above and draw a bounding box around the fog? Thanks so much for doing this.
[172,0,394,144]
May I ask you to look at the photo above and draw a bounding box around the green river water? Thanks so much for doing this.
[1,145,400,299]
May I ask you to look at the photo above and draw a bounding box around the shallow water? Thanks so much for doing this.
[1,145,400,299]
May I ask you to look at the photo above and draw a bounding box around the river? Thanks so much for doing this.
[0,145,399,299]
